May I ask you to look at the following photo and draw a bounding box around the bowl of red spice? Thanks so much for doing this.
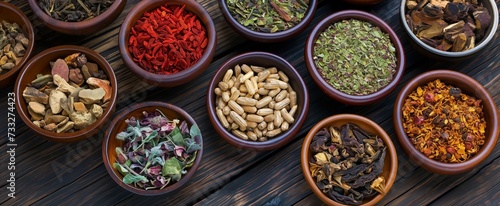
[0,2,35,88]
[305,10,406,105]
[301,114,398,206]
[103,101,203,196]
[218,0,318,43]
[119,0,216,87]
[393,70,500,174]
[27,0,127,35]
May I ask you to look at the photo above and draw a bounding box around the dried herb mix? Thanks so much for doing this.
[402,79,486,163]
[129,4,207,75]
[114,110,201,190]
[0,20,29,74]
[313,19,397,95]
[226,0,310,33]
[39,0,115,22]
[405,0,492,52]
[309,123,387,205]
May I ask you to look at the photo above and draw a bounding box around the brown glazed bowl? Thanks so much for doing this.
[400,0,498,61]
[394,70,500,174]
[301,114,398,206]
[305,10,405,105]
[14,45,118,142]
[119,0,216,87]
[103,101,203,196]
[27,0,126,35]
[218,0,318,43]
[207,52,309,151]
[0,2,35,88]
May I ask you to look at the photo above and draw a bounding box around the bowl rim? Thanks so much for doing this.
[102,101,203,196]
[27,0,126,34]
[399,0,499,57]
[393,70,500,174]
[300,114,398,206]
[305,10,406,105]
[14,45,118,142]
[0,2,36,86]
[207,51,310,151]
[118,0,217,87]
[218,0,318,42]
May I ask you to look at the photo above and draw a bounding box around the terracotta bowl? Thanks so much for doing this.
[340,0,385,5]
[218,0,318,43]
[27,0,126,35]
[102,101,203,196]
[0,2,35,88]
[305,10,405,105]
[301,114,398,206]
[393,70,500,174]
[14,45,118,142]
[207,52,309,151]
[400,0,499,61]
[118,0,216,87]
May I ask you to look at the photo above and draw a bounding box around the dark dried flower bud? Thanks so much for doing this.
[446,146,456,154]
[440,132,449,140]
[449,87,462,99]
[413,115,424,125]
[115,147,128,164]
[424,92,435,102]
[465,142,473,150]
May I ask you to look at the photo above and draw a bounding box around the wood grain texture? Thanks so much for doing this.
[0,0,499,205]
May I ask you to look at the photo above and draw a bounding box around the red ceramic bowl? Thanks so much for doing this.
[14,45,118,142]
[27,0,126,35]
[393,70,500,174]
[119,0,216,87]
[102,101,203,196]
[0,2,35,88]
[305,10,405,105]
[301,114,398,206]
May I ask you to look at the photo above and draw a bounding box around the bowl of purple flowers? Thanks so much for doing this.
[102,101,203,195]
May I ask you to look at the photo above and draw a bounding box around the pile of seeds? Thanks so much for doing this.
[0,20,30,74]
[214,64,298,141]
[22,53,112,133]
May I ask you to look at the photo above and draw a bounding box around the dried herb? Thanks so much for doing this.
[226,0,310,33]
[0,20,29,74]
[39,0,115,22]
[313,19,397,95]
[128,4,207,75]
[402,79,486,163]
[115,110,202,190]
[405,0,492,52]
[309,123,387,205]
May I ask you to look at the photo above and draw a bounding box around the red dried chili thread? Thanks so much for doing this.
[128,4,208,75]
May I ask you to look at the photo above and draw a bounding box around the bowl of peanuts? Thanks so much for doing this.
[207,52,309,151]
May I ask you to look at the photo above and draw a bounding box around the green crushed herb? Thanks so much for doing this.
[114,110,202,190]
[226,0,310,33]
[313,19,397,95]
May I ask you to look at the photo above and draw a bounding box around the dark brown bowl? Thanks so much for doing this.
[218,0,318,43]
[301,114,398,206]
[102,101,203,196]
[393,70,500,174]
[0,2,35,88]
[27,0,126,35]
[340,0,385,5]
[400,0,498,61]
[207,52,309,151]
[14,45,118,142]
[118,0,216,87]
[305,10,406,105]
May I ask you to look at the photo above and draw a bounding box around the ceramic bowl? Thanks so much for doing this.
[400,0,499,60]
[207,52,309,151]
[102,101,203,196]
[305,10,405,105]
[301,114,398,206]
[218,0,318,43]
[341,0,385,5]
[393,70,499,174]
[0,2,35,88]
[14,45,118,142]
[118,0,216,87]
[27,0,126,35]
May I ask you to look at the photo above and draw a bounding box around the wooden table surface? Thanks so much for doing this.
[1,0,499,205]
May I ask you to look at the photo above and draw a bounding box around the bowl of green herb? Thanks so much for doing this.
[219,0,318,43]
[305,10,406,105]
[102,101,203,195]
